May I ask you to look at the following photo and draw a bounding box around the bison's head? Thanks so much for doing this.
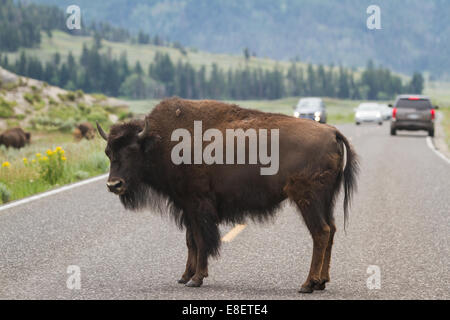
[97,119,160,209]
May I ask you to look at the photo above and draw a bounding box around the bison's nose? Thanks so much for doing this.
[107,179,125,194]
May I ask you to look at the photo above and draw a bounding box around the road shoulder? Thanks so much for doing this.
[434,111,450,160]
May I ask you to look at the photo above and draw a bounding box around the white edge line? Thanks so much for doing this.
[426,137,450,165]
[0,174,108,212]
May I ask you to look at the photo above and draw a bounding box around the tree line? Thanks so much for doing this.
[0,41,423,101]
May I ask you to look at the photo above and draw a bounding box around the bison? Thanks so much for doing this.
[73,122,96,141]
[96,97,358,293]
[0,127,31,149]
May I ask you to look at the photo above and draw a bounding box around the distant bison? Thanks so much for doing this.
[73,122,95,141]
[0,127,31,149]
[97,98,359,293]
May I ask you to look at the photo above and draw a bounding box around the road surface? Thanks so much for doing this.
[0,124,449,299]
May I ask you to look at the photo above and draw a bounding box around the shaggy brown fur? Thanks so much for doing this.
[97,97,359,293]
[0,127,31,149]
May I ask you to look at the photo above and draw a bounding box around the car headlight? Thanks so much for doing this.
[314,111,322,117]
[294,112,300,118]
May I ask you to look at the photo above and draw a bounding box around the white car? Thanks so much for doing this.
[379,104,392,120]
[355,103,383,125]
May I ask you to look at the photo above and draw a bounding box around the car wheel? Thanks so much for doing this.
[356,122,361,126]
[429,129,435,137]
[390,128,396,136]
[378,122,383,126]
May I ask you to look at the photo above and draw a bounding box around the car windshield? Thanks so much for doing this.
[397,99,432,110]
[297,99,321,109]
[358,104,379,111]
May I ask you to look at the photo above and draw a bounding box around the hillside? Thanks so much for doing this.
[4,30,421,102]
[30,0,450,79]
[0,66,130,132]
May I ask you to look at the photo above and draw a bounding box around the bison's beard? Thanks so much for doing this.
[119,182,155,211]
[118,182,184,228]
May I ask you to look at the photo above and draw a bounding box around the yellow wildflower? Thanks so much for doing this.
[41,156,49,161]
[31,159,36,164]
[2,161,10,168]
[36,153,42,158]
[23,158,28,164]
[46,149,53,156]
[59,149,65,155]
[61,156,67,161]
[55,146,63,153]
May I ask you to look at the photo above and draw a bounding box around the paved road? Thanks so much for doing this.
[0,124,449,299]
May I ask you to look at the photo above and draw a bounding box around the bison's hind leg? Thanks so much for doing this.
[284,169,340,293]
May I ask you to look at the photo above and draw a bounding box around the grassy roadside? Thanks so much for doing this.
[440,107,450,149]
[0,132,107,203]
[425,82,450,150]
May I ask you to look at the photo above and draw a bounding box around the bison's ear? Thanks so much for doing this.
[140,134,161,153]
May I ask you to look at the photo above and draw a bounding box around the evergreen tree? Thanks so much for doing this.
[337,66,349,99]
[306,64,317,96]
[409,72,424,94]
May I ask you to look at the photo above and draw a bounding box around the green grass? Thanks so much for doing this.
[126,96,365,124]
[0,96,17,118]
[424,81,450,107]
[0,132,108,203]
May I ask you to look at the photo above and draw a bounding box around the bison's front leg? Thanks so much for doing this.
[185,231,209,287]
[184,199,221,287]
[178,228,197,284]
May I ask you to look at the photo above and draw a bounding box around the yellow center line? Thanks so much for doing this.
[221,224,247,243]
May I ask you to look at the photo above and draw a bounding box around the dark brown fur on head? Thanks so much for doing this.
[103,119,169,213]
[108,119,144,142]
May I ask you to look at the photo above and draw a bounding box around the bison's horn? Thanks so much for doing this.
[138,118,150,139]
[96,122,108,141]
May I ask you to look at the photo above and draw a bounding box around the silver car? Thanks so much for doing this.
[355,103,383,125]
[293,98,327,123]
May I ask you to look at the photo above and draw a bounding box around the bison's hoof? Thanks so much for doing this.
[178,278,189,284]
[185,279,203,287]
[313,281,326,291]
[298,286,314,294]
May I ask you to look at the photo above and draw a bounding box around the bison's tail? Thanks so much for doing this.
[336,130,359,230]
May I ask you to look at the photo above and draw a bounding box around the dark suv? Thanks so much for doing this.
[390,95,438,137]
